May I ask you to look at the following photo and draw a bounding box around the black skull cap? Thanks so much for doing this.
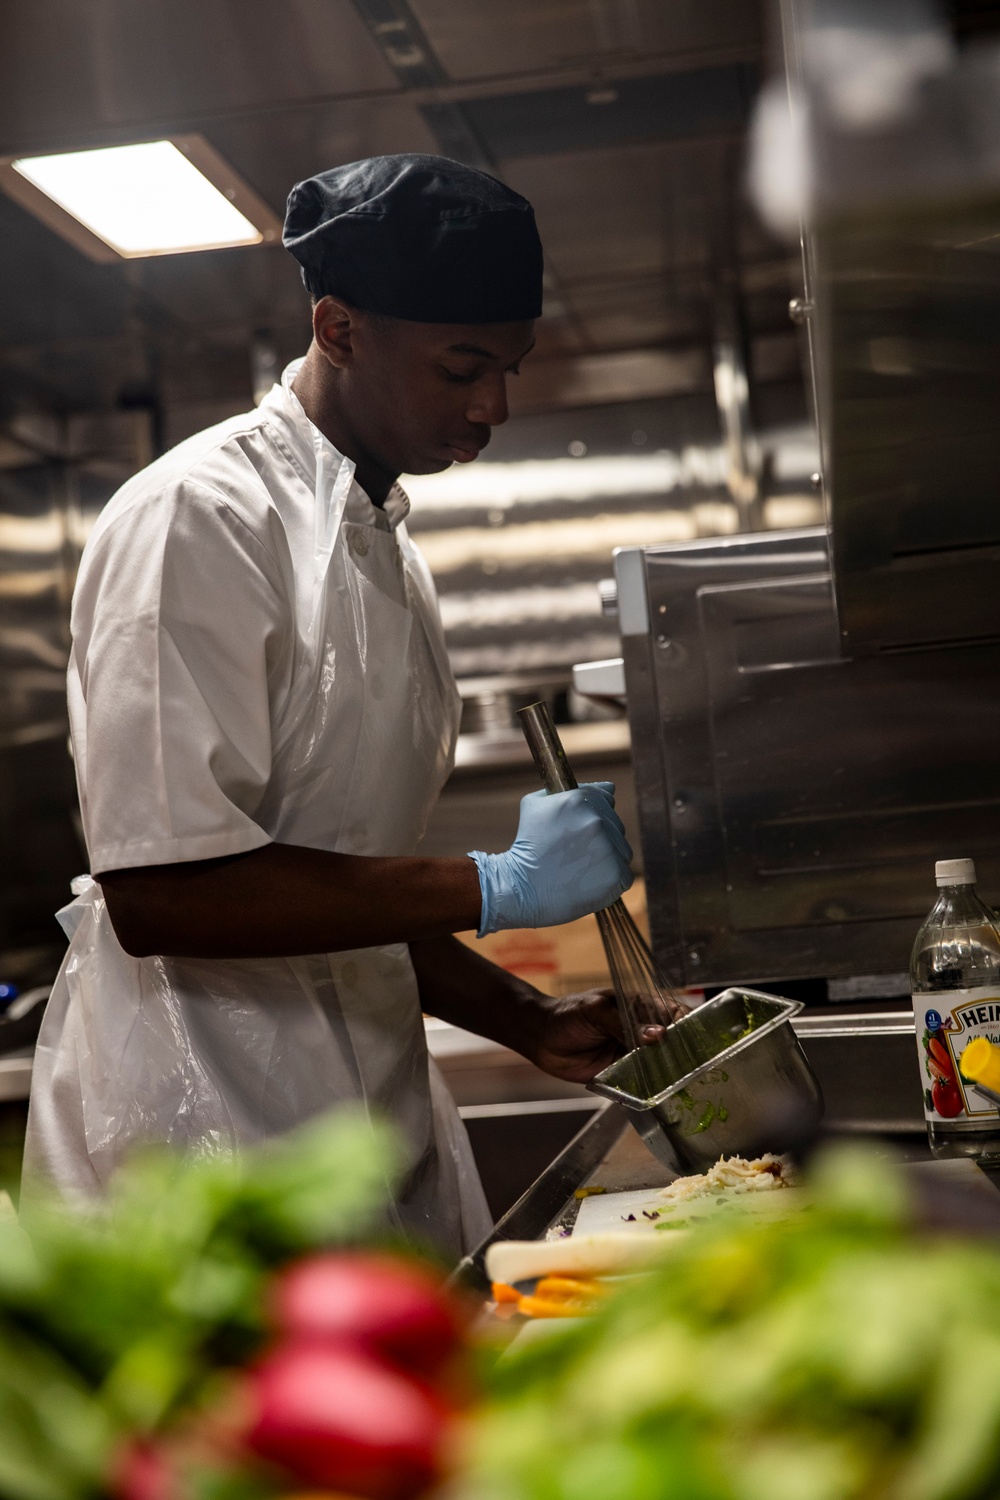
[283,154,543,323]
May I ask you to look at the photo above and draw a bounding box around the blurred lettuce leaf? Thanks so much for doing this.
[467,1145,1000,1500]
[0,1322,114,1500]
[0,1103,401,1495]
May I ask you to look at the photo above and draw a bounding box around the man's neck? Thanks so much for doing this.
[291,348,397,507]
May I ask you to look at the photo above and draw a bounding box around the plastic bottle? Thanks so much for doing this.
[911,858,1000,1159]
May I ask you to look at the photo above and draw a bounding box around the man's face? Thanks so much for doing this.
[317,301,536,476]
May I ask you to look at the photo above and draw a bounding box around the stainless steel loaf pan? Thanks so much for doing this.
[587,987,824,1173]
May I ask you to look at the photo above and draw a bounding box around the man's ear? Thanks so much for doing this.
[312,296,356,369]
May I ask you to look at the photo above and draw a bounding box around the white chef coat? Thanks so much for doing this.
[23,360,492,1260]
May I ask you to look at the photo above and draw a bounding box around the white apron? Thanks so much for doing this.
[23,365,492,1260]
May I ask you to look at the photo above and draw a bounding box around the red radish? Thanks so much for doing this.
[271,1253,463,1380]
[113,1440,177,1500]
[244,1342,447,1500]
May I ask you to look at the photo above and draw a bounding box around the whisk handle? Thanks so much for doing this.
[518,703,685,1032]
[517,701,579,794]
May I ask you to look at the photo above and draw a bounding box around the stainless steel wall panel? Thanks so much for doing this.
[0,463,87,985]
[0,418,146,985]
[0,464,73,748]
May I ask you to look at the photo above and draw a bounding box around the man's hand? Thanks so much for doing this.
[470,784,633,935]
[409,937,672,1086]
[525,988,626,1084]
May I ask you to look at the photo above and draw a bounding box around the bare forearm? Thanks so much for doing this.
[98,843,483,959]
[409,934,546,1059]
[409,934,627,1084]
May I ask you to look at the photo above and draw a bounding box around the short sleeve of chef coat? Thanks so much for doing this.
[69,479,289,873]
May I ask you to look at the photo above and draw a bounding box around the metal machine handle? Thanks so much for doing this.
[517,701,578,794]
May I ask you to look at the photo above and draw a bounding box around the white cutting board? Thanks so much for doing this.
[573,1184,809,1236]
[571,1157,996,1238]
[572,1187,674,1235]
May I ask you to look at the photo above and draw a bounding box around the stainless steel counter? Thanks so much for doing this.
[454,1097,1000,1294]
[793,1006,924,1135]
[453,1102,631,1292]
[453,1005,933,1291]
[0,1006,933,1224]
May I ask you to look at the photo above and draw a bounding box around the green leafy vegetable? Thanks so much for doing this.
[0,1107,400,1500]
[466,1146,1000,1500]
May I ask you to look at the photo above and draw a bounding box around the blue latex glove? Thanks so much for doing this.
[469,781,633,936]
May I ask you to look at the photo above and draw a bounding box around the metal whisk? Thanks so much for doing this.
[517,701,687,1058]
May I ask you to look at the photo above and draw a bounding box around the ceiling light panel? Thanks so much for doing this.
[0,136,281,261]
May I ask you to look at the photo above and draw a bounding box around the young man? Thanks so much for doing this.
[24,155,633,1257]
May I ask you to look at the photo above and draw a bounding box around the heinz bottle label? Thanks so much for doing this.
[914,989,1000,1123]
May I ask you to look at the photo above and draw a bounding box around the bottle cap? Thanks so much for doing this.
[935,857,977,887]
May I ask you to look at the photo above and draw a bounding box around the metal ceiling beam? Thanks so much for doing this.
[0,44,761,159]
[342,0,592,347]
[346,0,493,169]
